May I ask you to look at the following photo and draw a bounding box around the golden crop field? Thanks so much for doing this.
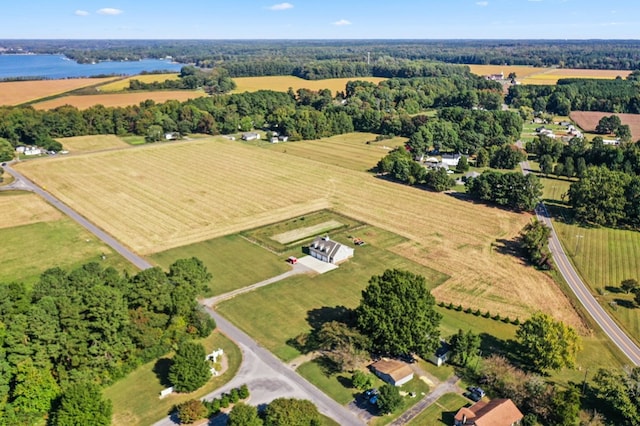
[232,76,386,94]
[0,77,119,106]
[56,135,131,153]
[260,132,406,171]
[16,135,582,327]
[467,64,631,85]
[31,90,205,110]
[467,64,546,78]
[0,192,62,229]
[97,73,180,92]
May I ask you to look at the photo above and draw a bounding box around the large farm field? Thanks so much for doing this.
[31,90,205,110]
[232,76,386,94]
[97,73,180,92]
[466,64,630,85]
[0,77,118,106]
[259,132,406,172]
[570,111,640,141]
[56,134,131,153]
[0,192,133,285]
[15,134,583,326]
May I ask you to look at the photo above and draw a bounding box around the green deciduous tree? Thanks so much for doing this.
[449,329,481,366]
[10,358,59,420]
[377,383,402,415]
[315,321,369,372]
[264,398,321,426]
[0,138,14,162]
[516,313,581,373]
[176,399,208,424]
[168,341,211,393]
[520,219,552,268]
[456,155,469,173]
[228,402,263,426]
[54,382,112,426]
[351,370,374,390]
[356,269,441,358]
[593,368,640,425]
[621,278,639,294]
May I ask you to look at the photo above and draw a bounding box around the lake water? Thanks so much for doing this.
[0,54,184,79]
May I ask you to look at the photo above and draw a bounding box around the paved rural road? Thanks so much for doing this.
[520,157,640,365]
[3,161,362,425]
[2,162,153,270]
[389,375,460,426]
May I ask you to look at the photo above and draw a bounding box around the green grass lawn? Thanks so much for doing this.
[408,393,469,426]
[150,234,290,296]
[121,135,147,145]
[217,231,448,362]
[371,378,432,426]
[0,219,134,287]
[241,210,364,254]
[297,359,359,405]
[105,331,241,426]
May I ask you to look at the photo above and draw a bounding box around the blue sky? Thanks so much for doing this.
[3,0,640,39]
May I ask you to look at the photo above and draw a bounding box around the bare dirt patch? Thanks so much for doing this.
[570,111,640,141]
[271,220,344,244]
[0,77,118,106]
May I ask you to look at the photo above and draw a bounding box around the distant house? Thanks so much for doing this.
[164,132,180,140]
[485,72,504,81]
[603,138,621,146]
[15,146,25,154]
[370,359,414,387]
[23,147,42,156]
[428,341,451,367]
[559,120,572,127]
[241,132,261,141]
[454,398,523,426]
[441,153,462,167]
[270,137,279,143]
[278,135,289,142]
[308,236,353,264]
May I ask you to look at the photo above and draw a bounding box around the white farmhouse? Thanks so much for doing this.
[308,236,354,264]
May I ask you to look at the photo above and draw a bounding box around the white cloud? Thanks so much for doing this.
[476,1,488,6]
[74,10,90,16]
[333,19,352,26]
[97,8,123,15]
[268,2,294,11]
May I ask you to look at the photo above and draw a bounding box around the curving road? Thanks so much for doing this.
[3,161,363,425]
[520,158,640,365]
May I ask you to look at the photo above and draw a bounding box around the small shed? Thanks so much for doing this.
[428,341,451,367]
[241,132,261,141]
[370,359,414,387]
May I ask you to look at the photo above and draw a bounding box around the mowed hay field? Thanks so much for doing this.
[0,191,63,229]
[97,73,180,92]
[0,77,118,106]
[260,132,407,171]
[232,76,386,94]
[16,134,581,326]
[31,90,205,110]
[56,135,130,153]
[467,64,547,78]
[570,111,640,141]
[0,192,132,285]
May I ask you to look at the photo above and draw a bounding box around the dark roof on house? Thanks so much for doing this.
[309,236,344,259]
[454,399,523,426]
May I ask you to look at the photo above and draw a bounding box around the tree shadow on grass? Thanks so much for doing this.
[492,238,526,264]
[613,299,636,309]
[153,358,174,388]
[479,333,520,364]
[605,286,624,294]
[306,305,356,330]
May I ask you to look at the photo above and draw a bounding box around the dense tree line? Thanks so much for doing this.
[0,73,504,150]
[9,39,640,70]
[407,108,523,157]
[128,66,236,94]
[507,77,640,115]
[376,147,455,191]
[466,171,543,212]
[0,258,215,424]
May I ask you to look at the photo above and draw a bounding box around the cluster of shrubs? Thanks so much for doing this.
[176,385,250,424]
[437,301,520,325]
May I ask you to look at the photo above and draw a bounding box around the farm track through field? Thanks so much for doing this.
[15,137,581,326]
